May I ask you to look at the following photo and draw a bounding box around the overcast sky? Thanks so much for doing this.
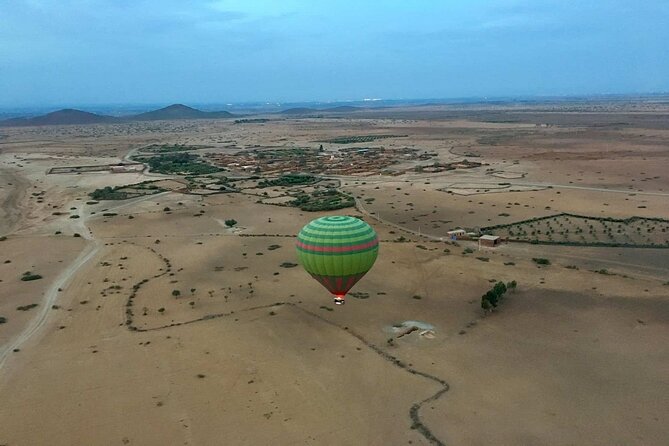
[1,0,668,106]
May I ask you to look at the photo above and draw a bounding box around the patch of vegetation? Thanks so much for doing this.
[349,291,369,299]
[20,271,42,281]
[279,262,298,268]
[290,189,354,212]
[532,258,551,266]
[224,219,237,227]
[235,118,270,124]
[594,268,613,275]
[0,316,6,324]
[318,134,407,144]
[17,303,38,311]
[139,152,219,175]
[90,181,166,200]
[258,174,318,188]
[140,144,205,153]
[0,236,6,241]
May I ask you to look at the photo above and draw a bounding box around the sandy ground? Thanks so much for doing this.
[0,106,667,445]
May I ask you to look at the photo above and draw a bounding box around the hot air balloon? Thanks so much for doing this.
[296,215,379,305]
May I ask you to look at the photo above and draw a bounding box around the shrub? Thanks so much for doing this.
[0,316,6,324]
[17,303,38,311]
[532,258,551,265]
[172,290,181,297]
[225,219,237,227]
[21,272,43,281]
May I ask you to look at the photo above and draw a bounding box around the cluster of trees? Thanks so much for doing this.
[144,153,219,175]
[90,186,132,200]
[141,144,200,153]
[257,174,317,188]
[481,280,516,311]
[319,134,406,144]
[291,189,354,212]
[234,118,270,124]
[90,181,165,201]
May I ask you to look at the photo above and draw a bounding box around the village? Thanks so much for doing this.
[204,145,483,176]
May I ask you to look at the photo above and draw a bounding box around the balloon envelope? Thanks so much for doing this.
[296,215,379,298]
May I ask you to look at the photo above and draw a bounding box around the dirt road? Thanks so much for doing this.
[0,191,170,370]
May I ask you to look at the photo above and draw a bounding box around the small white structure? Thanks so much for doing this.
[478,234,501,248]
[447,229,467,240]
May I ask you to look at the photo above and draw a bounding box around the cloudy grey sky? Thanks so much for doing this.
[1,0,668,106]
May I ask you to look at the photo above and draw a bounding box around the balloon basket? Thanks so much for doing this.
[333,297,345,305]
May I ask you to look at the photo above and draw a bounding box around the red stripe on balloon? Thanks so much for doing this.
[296,239,378,253]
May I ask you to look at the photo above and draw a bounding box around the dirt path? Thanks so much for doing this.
[0,241,99,368]
[0,191,171,370]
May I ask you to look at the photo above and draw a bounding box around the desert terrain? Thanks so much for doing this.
[0,102,667,445]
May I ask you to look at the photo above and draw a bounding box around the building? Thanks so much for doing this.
[478,235,501,248]
[447,229,467,240]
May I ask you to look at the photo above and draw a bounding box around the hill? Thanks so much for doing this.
[0,109,117,126]
[279,107,318,115]
[0,104,236,127]
[323,105,362,113]
[132,104,234,121]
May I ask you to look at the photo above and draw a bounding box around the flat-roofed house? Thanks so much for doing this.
[478,234,501,248]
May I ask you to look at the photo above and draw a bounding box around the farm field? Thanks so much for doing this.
[485,213,669,247]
